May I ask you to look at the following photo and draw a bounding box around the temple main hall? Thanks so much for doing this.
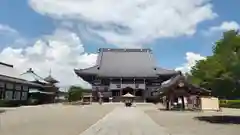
[74,48,179,102]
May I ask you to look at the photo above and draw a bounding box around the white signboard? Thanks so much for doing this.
[92,86,108,91]
[121,84,135,89]
[109,83,146,89]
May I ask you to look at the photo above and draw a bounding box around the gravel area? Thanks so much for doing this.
[145,104,240,135]
[0,103,116,135]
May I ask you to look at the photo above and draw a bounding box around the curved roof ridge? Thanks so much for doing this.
[74,65,98,76]
[75,48,179,78]
[78,65,98,71]
[20,68,48,83]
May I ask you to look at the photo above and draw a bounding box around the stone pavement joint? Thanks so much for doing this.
[79,107,170,135]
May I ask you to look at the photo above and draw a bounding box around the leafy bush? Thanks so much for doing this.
[67,86,83,102]
[0,100,5,107]
[0,100,24,107]
[220,100,240,108]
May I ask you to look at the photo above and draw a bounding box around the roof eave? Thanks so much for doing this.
[74,69,96,83]
[0,75,43,87]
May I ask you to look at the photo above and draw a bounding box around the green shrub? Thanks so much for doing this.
[220,100,240,108]
[0,100,5,107]
[67,86,83,102]
[0,100,23,107]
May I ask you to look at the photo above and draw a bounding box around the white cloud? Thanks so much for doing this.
[0,29,97,88]
[29,0,217,47]
[208,21,240,34]
[0,24,17,34]
[175,52,206,73]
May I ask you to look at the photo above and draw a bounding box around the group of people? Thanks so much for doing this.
[97,91,114,104]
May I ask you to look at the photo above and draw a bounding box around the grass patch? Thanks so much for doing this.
[220,100,240,109]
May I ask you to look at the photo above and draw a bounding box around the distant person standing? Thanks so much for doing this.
[109,97,113,102]
[98,91,103,105]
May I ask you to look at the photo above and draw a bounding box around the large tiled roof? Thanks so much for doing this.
[75,48,178,78]
[0,62,42,86]
[0,75,42,86]
[20,68,49,84]
[0,62,21,78]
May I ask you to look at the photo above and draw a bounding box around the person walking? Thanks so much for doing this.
[98,91,103,105]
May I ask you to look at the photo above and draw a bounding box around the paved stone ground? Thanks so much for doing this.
[146,104,240,135]
[0,103,116,135]
[1,103,240,135]
[79,105,169,135]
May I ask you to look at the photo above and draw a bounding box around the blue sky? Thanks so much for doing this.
[0,0,239,87]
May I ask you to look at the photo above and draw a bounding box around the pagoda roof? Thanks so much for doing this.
[75,48,178,79]
[44,75,59,84]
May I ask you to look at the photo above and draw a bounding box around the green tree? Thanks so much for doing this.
[67,86,83,102]
[189,30,240,99]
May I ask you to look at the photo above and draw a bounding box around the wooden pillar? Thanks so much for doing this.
[143,79,146,102]
[109,78,112,97]
[181,96,185,110]
[120,78,122,96]
[166,95,170,110]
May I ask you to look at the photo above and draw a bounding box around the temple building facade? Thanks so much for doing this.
[74,48,179,102]
[0,62,40,102]
[20,68,59,104]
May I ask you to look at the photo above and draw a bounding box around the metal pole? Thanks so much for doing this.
[133,78,136,96]
[143,79,146,102]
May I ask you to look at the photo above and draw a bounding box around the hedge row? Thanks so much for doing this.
[0,100,27,107]
[220,100,240,109]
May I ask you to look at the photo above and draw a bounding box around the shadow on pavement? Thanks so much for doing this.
[158,108,194,111]
[0,110,6,114]
[194,115,240,124]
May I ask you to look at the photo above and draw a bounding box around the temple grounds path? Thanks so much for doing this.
[145,104,240,135]
[79,104,169,135]
[0,103,116,135]
[1,103,240,135]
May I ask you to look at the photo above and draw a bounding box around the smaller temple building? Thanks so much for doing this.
[75,48,179,102]
[0,62,41,103]
[160,74,219,111]
[20,68,59,104]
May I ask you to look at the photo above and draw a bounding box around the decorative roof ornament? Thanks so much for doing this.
[178,82,185,87]
[44,69,59,84]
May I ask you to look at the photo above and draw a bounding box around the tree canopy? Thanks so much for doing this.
[67,86,84,102]
[189,30,240,99]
